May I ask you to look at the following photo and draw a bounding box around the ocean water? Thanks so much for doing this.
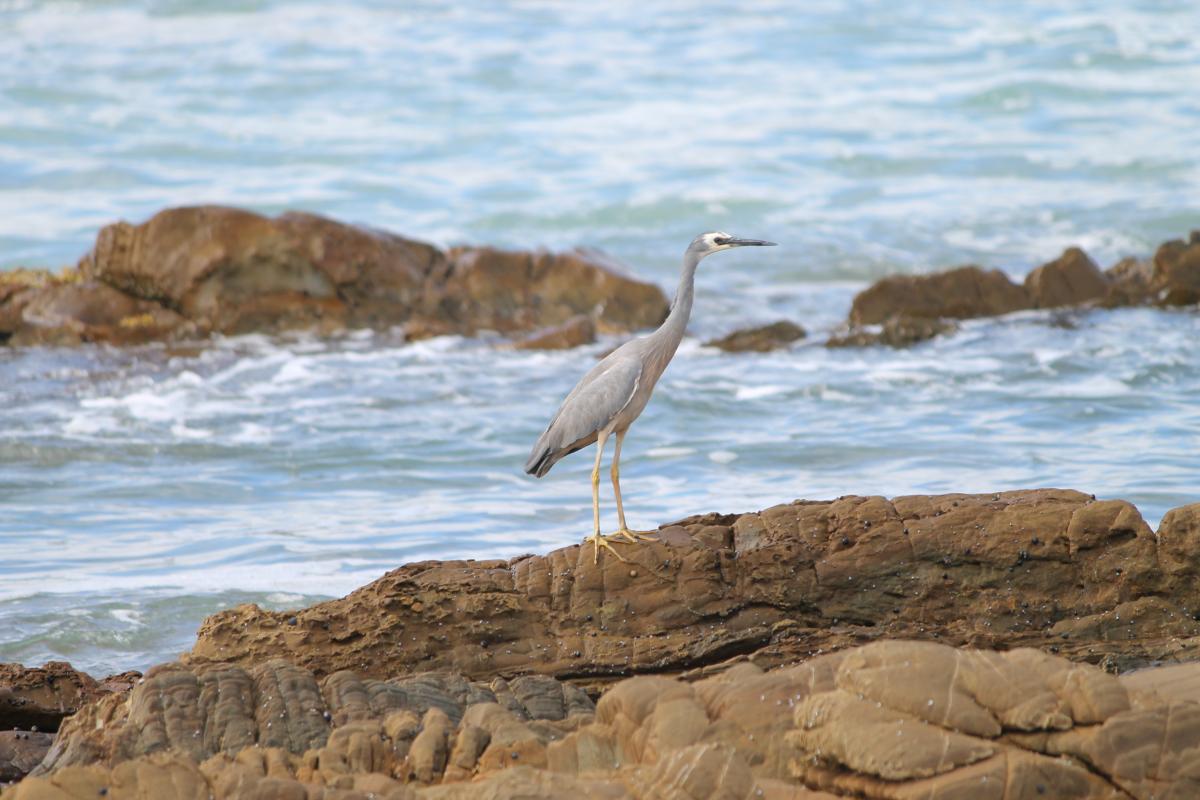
[1,0,1198,676]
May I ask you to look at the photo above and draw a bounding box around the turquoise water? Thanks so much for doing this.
[1,1,1198,675]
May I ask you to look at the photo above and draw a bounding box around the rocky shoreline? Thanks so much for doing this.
[2,206,1197,352]
[4,489,1200,797]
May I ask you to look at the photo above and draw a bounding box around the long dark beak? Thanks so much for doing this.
[727,238,777,247]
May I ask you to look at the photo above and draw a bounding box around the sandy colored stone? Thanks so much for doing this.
[21,641,1199,798]
[790,689,996,780]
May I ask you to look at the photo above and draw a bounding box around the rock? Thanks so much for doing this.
[80,206,440,335]
[0,205,669,347]
[1149,231,1200,306]
[786,641,1148,799]
[7,280,189,346]
[703,320,807,352]
[15,641,1200,798]
[39,662,593,776]
[849,265,1031,325]
[1101,256,1155,307]
[1024,247,1109,308]
[0,731,53,783]
[430,247,666,336]
[0,661,108,732]
[183,491,1200,687]
[510,314,596,350]
[825,315,956,348]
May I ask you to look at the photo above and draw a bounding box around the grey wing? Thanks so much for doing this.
[524,354,642,477]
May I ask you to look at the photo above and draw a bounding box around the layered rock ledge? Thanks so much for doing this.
[186,489,1200,684]
[5,489,1200,798]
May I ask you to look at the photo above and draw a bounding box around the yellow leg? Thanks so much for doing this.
[609,429,658,544]
[586,431,628,563]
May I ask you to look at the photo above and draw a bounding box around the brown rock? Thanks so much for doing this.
[181,491,1200,689]
[24,205,667,347]
[40,662,593,777]
[510,314,596,350]
[80,205,440,336]
[8,280,188,346]
[849,265,1031,325]
[825,315,956,348]
[1024,247,1109,308]
[704,320,807,352]
[0,662,107,732]
[1150,231,1200,306]
[0,731,54,783]
[430,247,667,335]
[1102,256,1155,307]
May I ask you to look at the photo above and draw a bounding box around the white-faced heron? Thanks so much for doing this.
[525,232,777,561]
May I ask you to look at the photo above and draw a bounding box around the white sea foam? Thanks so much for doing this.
[735,385,790,401]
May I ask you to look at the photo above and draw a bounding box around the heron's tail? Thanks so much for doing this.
[524,445,557,478]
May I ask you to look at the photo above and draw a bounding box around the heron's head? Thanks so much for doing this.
[688,231,777,258]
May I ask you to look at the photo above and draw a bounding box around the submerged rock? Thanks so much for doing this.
[704,320,807,352]
[0,206,669,347]
[510,314,597,350]
[825,315,956,348]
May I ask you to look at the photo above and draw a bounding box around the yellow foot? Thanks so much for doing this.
[585,532,631,564]
[607,527,660,544]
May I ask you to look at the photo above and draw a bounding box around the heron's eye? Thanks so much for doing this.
[713,236,730,245]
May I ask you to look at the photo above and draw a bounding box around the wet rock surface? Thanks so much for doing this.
[0,206,668,347]
[704,320,807,352]
[826,315,956,348]
[841,233,1200,347]
[1150,230,1200,306]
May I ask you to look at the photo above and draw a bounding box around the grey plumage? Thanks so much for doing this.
[525,231,776,560]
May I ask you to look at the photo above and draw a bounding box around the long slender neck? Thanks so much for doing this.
[650,249,701,349]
